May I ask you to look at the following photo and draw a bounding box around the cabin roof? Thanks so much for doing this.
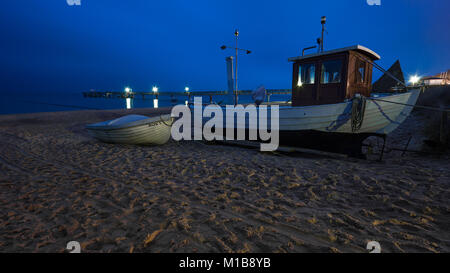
[288,45,381,62]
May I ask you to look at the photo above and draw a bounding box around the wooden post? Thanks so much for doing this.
[440,108,448,144]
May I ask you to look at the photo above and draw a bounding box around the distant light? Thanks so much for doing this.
[153,98,158,108]
[409,75,420,85]
[185,100,188,106]
[297,80,303,87]
[152,86,158,92]
[124,87,131,93]
[185,87,190,92]
[126,98,131,109]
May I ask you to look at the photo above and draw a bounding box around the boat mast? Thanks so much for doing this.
[220,30,251,105]
[320,16,326,52]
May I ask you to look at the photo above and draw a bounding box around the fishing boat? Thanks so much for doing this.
[277,44,420,155]
[187,18,418,157]
[191,44,420,157]
[86,114,173,145]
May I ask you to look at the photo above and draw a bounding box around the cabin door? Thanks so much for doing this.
[317,57,345,104]
[292,61,318,106]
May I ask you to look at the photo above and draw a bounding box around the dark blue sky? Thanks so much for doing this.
[0,0,448,94]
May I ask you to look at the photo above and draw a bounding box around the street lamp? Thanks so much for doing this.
[151,86,159,108]
[220,29,252,105]
[124,87,132,109]
[185,86,190,92]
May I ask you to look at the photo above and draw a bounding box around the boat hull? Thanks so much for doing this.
[190,89,420,156]
[192,88,420,135]
[86,114,173,145]
[277,89,420,134]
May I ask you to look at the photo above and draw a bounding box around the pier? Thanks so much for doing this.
[82,89,291,103]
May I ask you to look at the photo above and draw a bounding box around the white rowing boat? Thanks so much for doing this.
[86,114,173,145]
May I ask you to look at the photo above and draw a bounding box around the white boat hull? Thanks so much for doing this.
[192,88,420,135]
[277,88,420,134]
[86,114,173,145]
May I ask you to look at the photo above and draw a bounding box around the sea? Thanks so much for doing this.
[0,92,291,115]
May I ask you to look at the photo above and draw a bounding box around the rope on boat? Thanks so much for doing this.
[351,95,366,132]
[366,97,450,112]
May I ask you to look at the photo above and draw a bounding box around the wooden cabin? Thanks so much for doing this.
[288,45,380,106]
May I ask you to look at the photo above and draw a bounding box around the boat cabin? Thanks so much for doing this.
[288,45,380,106]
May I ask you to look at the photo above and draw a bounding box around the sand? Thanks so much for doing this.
[0,107,449,253]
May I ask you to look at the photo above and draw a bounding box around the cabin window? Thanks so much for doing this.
[297,63,315,86]
[320,59,342,84]
[355,59,366,83]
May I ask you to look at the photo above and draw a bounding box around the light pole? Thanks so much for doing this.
[124,87,132,109]
[221,29,251,105]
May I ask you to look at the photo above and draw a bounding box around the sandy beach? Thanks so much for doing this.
[0,107,449,253]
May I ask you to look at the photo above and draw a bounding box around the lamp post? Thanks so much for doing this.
[221,29,251,105]
[124,87,132,109]
[152,86,159,108]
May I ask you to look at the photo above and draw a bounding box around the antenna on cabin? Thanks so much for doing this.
[320,16,326,52]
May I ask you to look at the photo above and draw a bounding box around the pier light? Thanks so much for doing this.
[409,75,420,85]
[124,87,132,93]
[152,86,158,92]
[185,86,190,92]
